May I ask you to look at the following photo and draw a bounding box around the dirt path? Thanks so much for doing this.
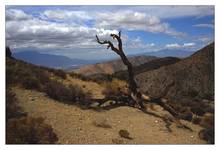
[14,87,206,144]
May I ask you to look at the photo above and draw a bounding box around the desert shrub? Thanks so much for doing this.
[192,116,202,125]
[45,80,90,104]
[102,79,127,98]
[86,74,114,83]
[51,69,66,79]
[6,88,24,121]
[200,113,214,129]
[68,84,91,101]
[44,80,73,102]
[33,69,50,84]
[198,113,214,144]
[190,104,206,116]
[6,59,48,89]
[21,76,41,90]
[6,116,58,144]
[119,129,132,140]
[69,72,88,81]
[199,128,214,144]
[179,109,193,121]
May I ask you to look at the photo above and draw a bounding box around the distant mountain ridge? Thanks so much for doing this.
[144,49,194,58]
[13,51,99,69]
[72,55,157,76]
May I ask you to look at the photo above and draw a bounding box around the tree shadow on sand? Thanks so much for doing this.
[72,95,193,133]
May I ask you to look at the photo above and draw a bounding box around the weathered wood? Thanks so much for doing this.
[95,31,180,117]
[96,31,144,108]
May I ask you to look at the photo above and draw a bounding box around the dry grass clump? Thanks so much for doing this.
[198,113,214,144]
[119,129,132,140]
[50,69,67,79]
[44,79,91,104]
[44,80,74,102]
[6,58,49,90]
[6,116,58,144]
[6,58,67,91]
[69,72,89,81]
[6,88,24,121]
[102,79,128,98]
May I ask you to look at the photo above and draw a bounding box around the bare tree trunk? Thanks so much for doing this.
[96,31,144,108]
[95,31,179,117]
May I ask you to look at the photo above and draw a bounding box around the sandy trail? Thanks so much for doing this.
[14,87,206,144]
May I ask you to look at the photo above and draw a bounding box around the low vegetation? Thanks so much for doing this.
[119,129,132,140]
[6,88,24,121]
[44,79,91,104]
[198,113,214,144]
[6,116,58,144]
[101,78,128,98]
[6,87,58,144]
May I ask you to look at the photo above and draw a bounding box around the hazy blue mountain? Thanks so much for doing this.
[13,51,100,69]
[144,49,194,58]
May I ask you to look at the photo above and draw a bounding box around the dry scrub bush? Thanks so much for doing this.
[6,116,58,144]
[44,80,74,102]
[6,88,23,121]
[102,79,128,98]
[51,69,67,79]
[69,72,88,81]
[119,129,132,140]
[198,113,214,144]
[6,59,51,90]
[45,80,91,104]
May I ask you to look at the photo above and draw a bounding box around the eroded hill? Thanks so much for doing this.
[72,55,157,76]
[136,43,214,101]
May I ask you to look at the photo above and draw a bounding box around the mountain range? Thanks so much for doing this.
[13,49,195,70]
[13,51,100,69]
[144,49,194,58]
[72,55,157,76]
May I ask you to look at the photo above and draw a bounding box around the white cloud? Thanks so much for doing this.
[6,9,32,21]
[165,43,181,49]
[141,6,214,19]
[165,42,196,49]
[193,24,214,29]
[183,42,195,48]
[95,11,185,37]
[6,9,119,50]
[39,9,186,37]
[6,8,186,52]
[42,10,92,21]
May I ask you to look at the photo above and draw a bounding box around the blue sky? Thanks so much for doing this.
[6,6,214,60]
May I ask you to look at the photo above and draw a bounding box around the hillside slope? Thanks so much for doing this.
[136,43,214,101]
[72,55,157,76]
[6,46,212,144]
[13,51,98,69]
[112,57,180,81]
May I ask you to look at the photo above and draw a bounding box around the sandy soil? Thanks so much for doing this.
[13,86,206,144]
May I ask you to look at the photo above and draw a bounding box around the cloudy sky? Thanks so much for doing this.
[6,6,214,60]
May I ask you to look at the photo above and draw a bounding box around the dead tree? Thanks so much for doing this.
[96,31,145,109]
[96,31,180,119]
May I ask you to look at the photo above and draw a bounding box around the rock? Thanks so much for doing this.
[119,129,132,140]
